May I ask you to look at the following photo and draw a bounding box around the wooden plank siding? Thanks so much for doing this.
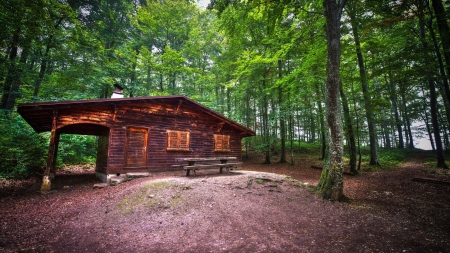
[17,96,255,177]
[95,130,109,174]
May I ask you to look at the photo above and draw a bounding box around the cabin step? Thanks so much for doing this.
[126,172,151,179]
[109,175,128,186]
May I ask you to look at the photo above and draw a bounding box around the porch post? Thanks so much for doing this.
[41,110,58,191]
[50,130,60,178]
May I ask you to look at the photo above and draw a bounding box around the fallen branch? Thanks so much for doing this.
[412,177,450,185]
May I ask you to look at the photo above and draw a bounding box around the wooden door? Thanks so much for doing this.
[126,127,148,167]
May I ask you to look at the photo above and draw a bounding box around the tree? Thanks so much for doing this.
[316,0,347,201]
[346,3,380,165]
[419,0,448,169]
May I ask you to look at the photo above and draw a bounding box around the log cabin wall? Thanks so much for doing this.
[106,101,246,174]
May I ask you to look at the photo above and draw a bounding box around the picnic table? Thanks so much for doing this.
[174,157,242,176]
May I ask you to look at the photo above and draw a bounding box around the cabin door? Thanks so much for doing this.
[126,127,148,167]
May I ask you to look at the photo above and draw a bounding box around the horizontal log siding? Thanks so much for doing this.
[106,102,244,174]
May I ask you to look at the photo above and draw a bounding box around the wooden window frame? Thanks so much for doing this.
[214,134,231,152]
[167,130,190,151]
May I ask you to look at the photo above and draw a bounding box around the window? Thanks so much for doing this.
[167,130,190,151]
[214,134,230,152]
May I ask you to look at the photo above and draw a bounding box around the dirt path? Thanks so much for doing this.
[1,151,449,252]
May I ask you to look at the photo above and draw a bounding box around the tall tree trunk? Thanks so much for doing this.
[431,0,450,90]
[399,90,415,149]
[424,1,450,130]
[33,46,50,99]
[317,85,326,160]
[278,60,287,163]
[317,0,347,201]
[32,16,64,100]
[261,74,271,164]
[1,29,20,110]
[340,83,357,174]
[5,46,29,110]
[419,10,448,168]
[347,4,379,165]
[351,78,363,171]
[385,73,404,148]
[423,112,436,151]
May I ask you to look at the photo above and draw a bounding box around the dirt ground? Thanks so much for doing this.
[1,151,450,252]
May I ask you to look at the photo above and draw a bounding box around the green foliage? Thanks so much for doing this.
[0,113,47,178]
[358,148,419,171]
[57,134,97,167]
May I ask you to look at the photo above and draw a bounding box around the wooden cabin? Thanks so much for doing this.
[17,95,255,190]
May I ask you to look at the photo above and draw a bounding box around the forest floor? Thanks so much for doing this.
[1,150,450,252]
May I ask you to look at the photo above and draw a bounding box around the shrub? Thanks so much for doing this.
[0,113,47,178]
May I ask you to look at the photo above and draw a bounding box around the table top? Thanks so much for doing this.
[175,157,237,162]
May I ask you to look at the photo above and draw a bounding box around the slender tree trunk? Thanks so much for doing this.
[317,0,347,201]
[33,16,64,100]
[33,46,50,99]
[5,46,29,110]
[423,2,450,131]
[347,4,379,165]
[288,97,295,165]
[385,73,404,148]
[262,75,271,164]
[422,111,436,151]
[1,29,20,110]
[340,83,357,174]
[129,46,140,97]
[399,87,415,149]
[350,70,362,170]
[317,85,326,160]
[419,11,448,168]
[278,60,287,163]
[431,0,450,89]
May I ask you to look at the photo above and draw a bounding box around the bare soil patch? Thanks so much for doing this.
[1,151,449,252]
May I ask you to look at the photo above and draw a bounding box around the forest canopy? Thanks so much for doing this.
[1,0,449,197]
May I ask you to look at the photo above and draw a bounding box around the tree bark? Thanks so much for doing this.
[340,83,357,174]
[399,90,415,149]
[419,10,448,168]
[261,74,271,164]
[278,60,287,163]
[5,46,29,111]
[431,0,450,90]
[1,29,20,110]
[385,73,404,148]
[317,0,347,201]
[316,85,326,160]
[347,4,379,165]
[425,5,450,129]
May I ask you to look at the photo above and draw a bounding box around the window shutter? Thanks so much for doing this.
[179,132,189,149]
[168,131,178,149]
[214,134,230,152]
[167,130,190,151]
[214,134,223,151]
[223,135,230,151]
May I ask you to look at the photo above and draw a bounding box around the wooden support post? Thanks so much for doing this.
[219,159,227,173]
[50,130,60,179]
[186,161,195,176]
[41,110,58,191]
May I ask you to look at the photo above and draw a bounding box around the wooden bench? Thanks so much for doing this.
[183,162,242,176]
